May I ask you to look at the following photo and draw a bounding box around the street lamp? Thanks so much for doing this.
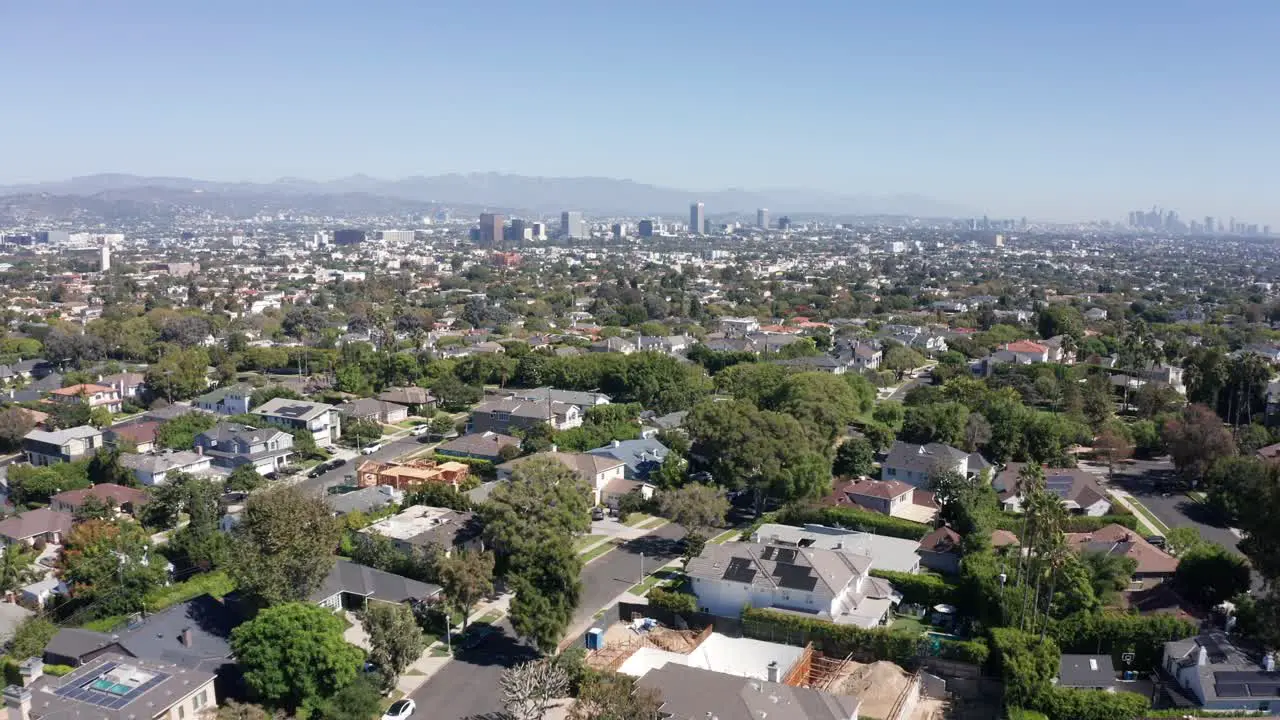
[640,552,645,584]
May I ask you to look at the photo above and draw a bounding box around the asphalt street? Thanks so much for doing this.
[291,435,430,496]
[1107,457,1243,554]
[410,522,686,719]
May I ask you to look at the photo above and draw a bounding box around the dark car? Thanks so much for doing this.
[331,458,347,468]
[1146,535,1167,548]
[307,466,325,478]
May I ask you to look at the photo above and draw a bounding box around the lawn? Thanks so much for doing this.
[396,419,427,429]
[889,614,933,634]
[637,516,668,530]
[629,569,684,596]
[580,539,620,564]
[622,513,656,527]
[573,534,609,552]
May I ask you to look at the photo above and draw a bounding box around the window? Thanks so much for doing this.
[194,690,207,709]
[179,706,186,719]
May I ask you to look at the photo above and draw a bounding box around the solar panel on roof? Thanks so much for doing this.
[773,564,819,592]
[775,548,798,564]
[723,557,757,584]
[760,547,775,560]
[1215,684,1249,698]
[1249,683,1280,697]
[1215,671,1278,683]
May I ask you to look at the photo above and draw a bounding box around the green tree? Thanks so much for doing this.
[883,345,926,380]
[230,487,341,607]
[901,402,968,446]
[653,451,688,489]
[360,602,427,691]
[313,677,381,720]
[145,347,211,401]
[8,616,58,662]
[88,406,114,428]
[508,537,581,654]
[6,461,91,506]
[438,549,495,631]
[1079,551,1138,605]
[430,374,482,411]
[1164,527,1206,557]
[87,447,135,486]
[480,456,592,559]
[832,437,875,478]
[769,372,865,445]
[990,627,1060,707]
[1175,544,1252,607]
[568,672,664,720]
[1162,403,1235,486]
[1036,305,1084,341]
[155,411,217,450]
[872,400,905,429]
[0,406,36,451]
[166,475,232,572]
[656,483,728,533]
[60,519,168,616]
[714,362,790,407]
[861,422,896,452]
[340,418,382,449]
[680,532,707,569]
[0,544,42,597]
[226,463,266,492]
[231,602,363,712]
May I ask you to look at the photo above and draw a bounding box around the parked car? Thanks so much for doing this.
[330,458,347,468]
[362,443,384,455]
[306,466,325,479]
[411,424,430,436]
[591,507,605,521]
[1146,535,1167,548]
[382,699,415,720]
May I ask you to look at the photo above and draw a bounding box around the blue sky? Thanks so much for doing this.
[2,0,1277,222]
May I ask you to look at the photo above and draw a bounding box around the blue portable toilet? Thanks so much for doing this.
[586,628,604,650]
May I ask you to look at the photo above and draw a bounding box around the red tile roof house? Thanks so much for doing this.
[47,383,123,413]
[1065,523,1180,588]
[0,508,75,547]
[824,478,938,524]
[51,483,151,518]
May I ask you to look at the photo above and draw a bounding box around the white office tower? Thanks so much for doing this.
[99,239,111,271]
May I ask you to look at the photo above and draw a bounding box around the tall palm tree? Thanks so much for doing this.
[1037,534,1072,641]
[1013,464,1046,627]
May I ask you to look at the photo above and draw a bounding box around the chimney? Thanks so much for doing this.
[181,627,193,648]
[17,659,41,688]
[766,661,780,683]
[611,439,621,448]
[195,445,203,456]
[1197,645,1208,666]
[3,685,31,720]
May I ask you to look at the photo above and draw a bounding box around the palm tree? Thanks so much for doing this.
[1013,464,1046,627]
[1036,534,1072,641]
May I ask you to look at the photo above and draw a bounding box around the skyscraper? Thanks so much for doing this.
[612,223,627,240]
[99,239,111,272]
[509,218,528,244]
[560,211,586,239]
[756,208,769,229]
[1205,217,1214,234]
[690,202,705,235]
[638,220,655,238]
[478,213,505,247]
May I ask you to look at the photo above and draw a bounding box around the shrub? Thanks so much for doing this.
[43,664,74,677]
[992,512,1138,534]
[989,627,1059,707]
[1046,612,1195,671]
[647,588,697,615]
[742,608,989,667]
[870,570,957,608]
[1035,686,1149,720]
[1006,709,1049,720]
[775,504,931,541]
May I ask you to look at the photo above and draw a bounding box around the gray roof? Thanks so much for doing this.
[309,559,441,605]
[1058,654,1116,688]
[44,627,114,663]
[686,541,875,602]
[326,485,403,516]
[0,603,32,644]
[637,664,861,720]
[119,451,207,475]
[197,422,288,446]
[337,398,405,418]
[586,438,670,480]
[437,431,520,459]
[116,595,237,672]
[883,441,989,475]
[503,386,610,408]
[751,523,922,574]
[253,397,334,421]
[0,508,75,541]
[193,383,254,404]
[1164,633,1280,704]
[23,425,102,445]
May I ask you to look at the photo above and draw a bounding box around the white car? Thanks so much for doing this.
[361,443,384,455]
[382,699,415,720]
[410,425,430,436]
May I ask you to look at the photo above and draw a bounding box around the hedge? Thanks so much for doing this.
[869,569,957,608]
[1046,612,1196,671]
[742,608,989,666]
[1007,709,1049,720]
[1034,687,1149,720]
[647,588,697,615]
[775,504,931,541]
[992,512,1138,534]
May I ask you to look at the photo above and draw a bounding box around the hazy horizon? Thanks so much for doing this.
[3,1,1278,224]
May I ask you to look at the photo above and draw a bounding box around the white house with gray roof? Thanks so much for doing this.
[22,426,103,466]
[881,440,991,487]
[194,423,293,473]
[193,383,255,415]
[1162,633,1280,713]
[251,397,341,447]
[119,450,214,486]
[686,541,900,628]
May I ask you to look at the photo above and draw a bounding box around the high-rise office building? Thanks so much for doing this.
[612,223,627,240]
[778,216,792,231]
[560,211,586,239]
[509,218,528,244]
[530,222,546,241]
[332,229,366,246]
[379,230,416,243]
[478,213,505,246]
[638,220,655,238]
[1204,217,1214,234]
[99,240,111,272]
[690,202,705,235]
[756,208,769,229]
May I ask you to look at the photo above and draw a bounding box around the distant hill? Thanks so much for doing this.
[0,172,975,219]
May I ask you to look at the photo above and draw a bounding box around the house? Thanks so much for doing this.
[44,594,238,675]
[0,508,75,546]
[1162,633,1280,714]
[19,578,67,608]
[823,478,938,524]
[311,558,442,611]
[772,355,848,374]
[1083,307,1109,322]
[0,604,33,646]
[1058,654,1116,691]
[636,664,860,720]
[750,523,922,574]
[97,372,147,402]
[355,459,469,491]
[881,441,991,487]
[1065,523,1179,585]
[194,423,294,474]
[917,527,965,575]
[337,398,409,424]
[119,450,214,486]
[376,386,436,410]
[51,483,151,516]
[497,451,638,508]
[994,463,1111,516]
[47,383,122,414]
[22,426,104,465]
[436,431,520,463]
[1148,364,1187,395]
[586,438,670,481]
[2,654,217,720]
[589,336,636,354]
[326,485,404,516]
[105,421,160,453]
[468,397,582,435]
[636,335,692,355]
[500,387,611,412]
[251,397,342,448]
[718,317,761,337]
[984,340,1051,373]
[193,383,255,415]
[358,505,483,556]
[686,541,899,627]
[849,343,883,371]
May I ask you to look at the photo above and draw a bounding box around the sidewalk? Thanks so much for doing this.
[1106,488,1168,536]
[575,517,669,561]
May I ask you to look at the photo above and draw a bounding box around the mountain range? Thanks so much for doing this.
[0,172,974,219]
